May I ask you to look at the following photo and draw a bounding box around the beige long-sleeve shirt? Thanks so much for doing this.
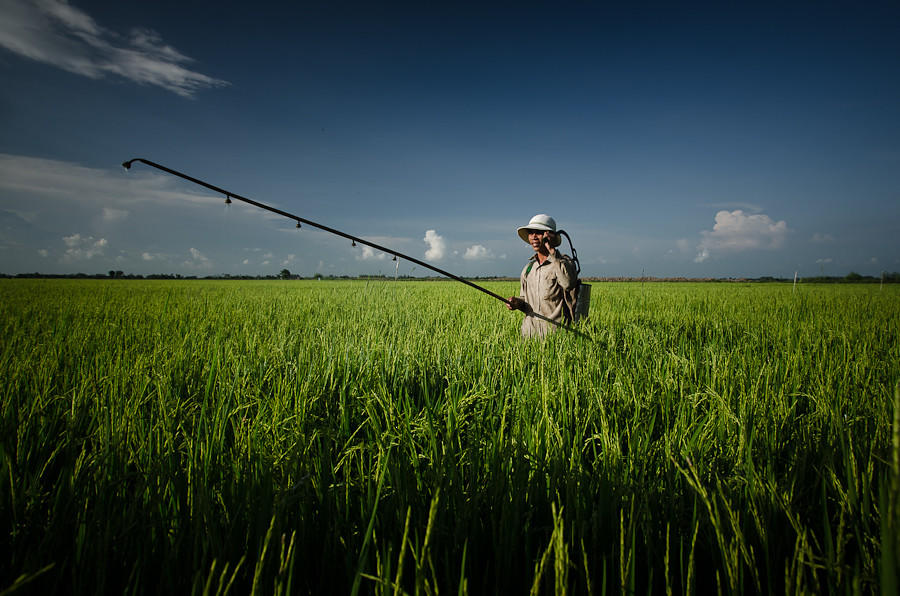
[518,252,577,338]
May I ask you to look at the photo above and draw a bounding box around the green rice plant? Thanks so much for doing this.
[0,279,897,594]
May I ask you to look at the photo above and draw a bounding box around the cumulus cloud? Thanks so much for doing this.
[463,244,493,260]
[811,233,835,244]
[357,245,386,261]
[424,229,446,261]
[695,210,788,263]
[0,0,228,97]
[704,202,764,214]
[61,233,106,261]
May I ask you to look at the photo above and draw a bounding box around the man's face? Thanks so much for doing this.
[527,229,549,252]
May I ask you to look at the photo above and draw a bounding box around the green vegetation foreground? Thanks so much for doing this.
[1,280,898,594]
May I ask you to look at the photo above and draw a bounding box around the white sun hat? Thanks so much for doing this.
[517,214,560,244]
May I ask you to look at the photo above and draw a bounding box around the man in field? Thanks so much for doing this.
[507,214,578,338]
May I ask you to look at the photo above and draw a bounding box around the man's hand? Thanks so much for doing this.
[507,297,532,314]
[542,231,556,255]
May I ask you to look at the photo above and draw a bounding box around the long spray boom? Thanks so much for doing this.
[122,158,588,338]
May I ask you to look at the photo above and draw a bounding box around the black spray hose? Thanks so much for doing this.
[557,230,580,275]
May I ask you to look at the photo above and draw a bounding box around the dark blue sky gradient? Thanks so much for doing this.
[0,0,897,277]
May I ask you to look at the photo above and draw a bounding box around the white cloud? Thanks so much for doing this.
[61,233,106,261]
[0,0,228,97]
[357,245,386,261]
[695,210,788,263]
[463,244,493,260]
[424,229,446,261]
[816,258,833,264]
[141,252,155,261]
[811,233,835,244]
[37,248,48,257]
[184,246,211,268]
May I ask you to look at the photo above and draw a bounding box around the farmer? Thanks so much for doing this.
[507,214,578,338]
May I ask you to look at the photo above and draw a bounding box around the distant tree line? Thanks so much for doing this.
[1,271,898,283]
[798,271,900,283]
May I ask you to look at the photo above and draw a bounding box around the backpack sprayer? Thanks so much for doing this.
[122,158,591,339]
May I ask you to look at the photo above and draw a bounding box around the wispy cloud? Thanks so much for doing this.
[184,246,211,268]
[423,229,445,261]
[674,238,692,255]
[0,0,228,97]
[102,207,128,222]
[695,210,788,263]
[0,153,223,209]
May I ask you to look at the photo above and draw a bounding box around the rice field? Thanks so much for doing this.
[1,279,898,594]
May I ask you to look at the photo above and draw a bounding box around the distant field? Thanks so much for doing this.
[1,279,898,594]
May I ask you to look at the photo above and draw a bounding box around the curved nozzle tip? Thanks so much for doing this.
[122,160,134,170]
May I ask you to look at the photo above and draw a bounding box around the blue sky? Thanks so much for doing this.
[1,0,898,278]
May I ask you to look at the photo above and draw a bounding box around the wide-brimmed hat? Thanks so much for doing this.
[517,214,560,246]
